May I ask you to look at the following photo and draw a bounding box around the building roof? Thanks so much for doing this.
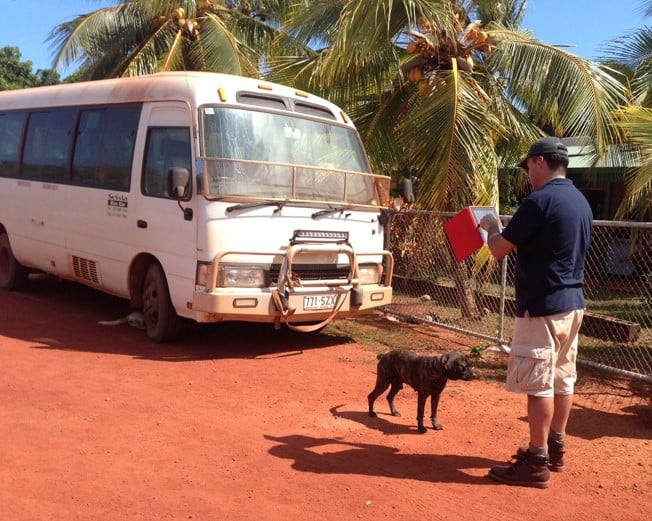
[561,137,642,169]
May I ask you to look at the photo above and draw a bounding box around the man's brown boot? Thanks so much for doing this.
[488,449,550,489]
[548,437,565,472]
[517,440,565,472]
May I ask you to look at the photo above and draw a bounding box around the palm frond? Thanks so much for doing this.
[264,52,321,89]
[488,29,629,155]
[158,29,186,71]
[614,105,652,219]
[48,0,295,79]
[599,25,652,104]
[396,66,500,210]
[280,0,344,48]
[282,1,452,91]
[49,3,134,71]
[103,17,179,77]
[347,82,411,176]
[193,12,249,75]
[472,0,528,27]
[600,26,652,69]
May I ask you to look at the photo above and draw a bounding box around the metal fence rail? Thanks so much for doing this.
[384,209,652,383]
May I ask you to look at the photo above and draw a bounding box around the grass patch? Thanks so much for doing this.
[326,312,507,382]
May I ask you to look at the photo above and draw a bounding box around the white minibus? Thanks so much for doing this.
[0,72,393,342]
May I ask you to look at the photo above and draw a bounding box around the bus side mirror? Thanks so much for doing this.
[168,168,190,199]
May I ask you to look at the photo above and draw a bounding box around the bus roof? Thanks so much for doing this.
[0,71,351,125]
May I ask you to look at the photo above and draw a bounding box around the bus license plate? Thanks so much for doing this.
[303,294,337,310]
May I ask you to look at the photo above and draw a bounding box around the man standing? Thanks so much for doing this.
[479,136,593,489]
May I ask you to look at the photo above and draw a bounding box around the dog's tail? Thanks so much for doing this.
[98,317,128,326]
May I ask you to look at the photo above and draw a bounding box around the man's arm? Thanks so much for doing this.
[479,215,516,260]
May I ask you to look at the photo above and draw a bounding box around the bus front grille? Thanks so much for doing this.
[269,263,351,285]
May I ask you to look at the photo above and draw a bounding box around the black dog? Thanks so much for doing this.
[368,349,474,433]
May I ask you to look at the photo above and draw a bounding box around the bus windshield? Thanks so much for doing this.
[200,106,389,206]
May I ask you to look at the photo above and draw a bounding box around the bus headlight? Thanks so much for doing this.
[358,263,383,285]
[218,265,267,288]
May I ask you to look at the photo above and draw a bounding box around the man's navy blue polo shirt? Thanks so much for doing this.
[501,178,593,318]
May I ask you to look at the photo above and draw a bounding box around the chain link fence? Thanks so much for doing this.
[383,209,652,384]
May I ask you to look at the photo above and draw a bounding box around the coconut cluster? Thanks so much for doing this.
[405,19,492,95]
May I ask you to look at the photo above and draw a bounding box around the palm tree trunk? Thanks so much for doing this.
[451,258,480,318]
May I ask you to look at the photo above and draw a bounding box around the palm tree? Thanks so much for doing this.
[48,0,306,79]
[267,0,629,212]
[264,0,629,317]
[601,0,652,219]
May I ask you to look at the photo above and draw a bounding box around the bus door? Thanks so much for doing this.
[63,104,142,295]
[130,102,198,312]
[12,109,75,275]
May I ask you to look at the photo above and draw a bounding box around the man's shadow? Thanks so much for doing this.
[564,402,651,439]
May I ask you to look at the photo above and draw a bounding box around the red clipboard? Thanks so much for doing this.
[443,206,501,262]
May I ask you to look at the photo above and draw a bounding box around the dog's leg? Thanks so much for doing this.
[416,392,428,433]
[386,381,403,417]
[430,392,444,430]
[368,378,390,418]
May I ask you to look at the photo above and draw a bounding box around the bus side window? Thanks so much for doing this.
[72,105,140,191]
[22,110,75,183]
[101,106,139,191]
[72,110,103,186]
[142,127,191,199]
[22,113,49,180]
[0,112,26,178]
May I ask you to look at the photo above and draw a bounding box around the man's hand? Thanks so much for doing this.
[479,215,515,260]
[479,214,500,235]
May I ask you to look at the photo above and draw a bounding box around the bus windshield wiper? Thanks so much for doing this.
[226,199,288,214]
[311,205,353,219]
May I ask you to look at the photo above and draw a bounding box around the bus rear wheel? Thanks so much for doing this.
[0,231,28,291]
[142,262,180,343]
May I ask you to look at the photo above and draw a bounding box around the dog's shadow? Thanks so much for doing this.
[330,405,431,435]
[264,433,498,485]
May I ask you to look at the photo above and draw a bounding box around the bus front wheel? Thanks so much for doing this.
[0,231,28,291]
[142,262,180,343]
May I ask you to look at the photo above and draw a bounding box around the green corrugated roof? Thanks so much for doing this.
[562,137,641,169]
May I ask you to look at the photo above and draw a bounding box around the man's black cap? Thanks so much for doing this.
[518,137,569,169]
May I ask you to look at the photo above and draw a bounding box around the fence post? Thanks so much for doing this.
[499,255,508,347]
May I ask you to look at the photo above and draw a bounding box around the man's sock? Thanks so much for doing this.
[528,444,548,456]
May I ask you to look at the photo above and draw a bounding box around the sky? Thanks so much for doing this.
[0,0,650,74]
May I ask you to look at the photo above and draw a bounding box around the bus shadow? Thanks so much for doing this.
[0,278,353,362]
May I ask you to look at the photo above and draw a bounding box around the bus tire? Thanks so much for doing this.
[142,262,180,343]
[0,231,28,291]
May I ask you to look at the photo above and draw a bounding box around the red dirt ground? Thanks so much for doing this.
[1,280,650,521]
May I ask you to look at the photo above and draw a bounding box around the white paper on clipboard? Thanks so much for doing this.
[469,206,502,244]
